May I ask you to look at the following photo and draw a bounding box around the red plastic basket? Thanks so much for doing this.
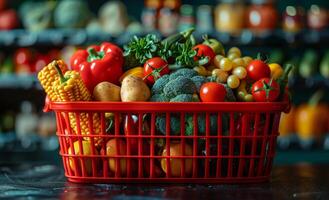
[47,101,289,184]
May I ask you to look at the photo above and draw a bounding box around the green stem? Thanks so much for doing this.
[53,60,68,83]
[87,48,104,62]
[181,27,195,39]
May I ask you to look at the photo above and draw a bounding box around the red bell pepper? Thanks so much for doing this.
[70,42,124,92]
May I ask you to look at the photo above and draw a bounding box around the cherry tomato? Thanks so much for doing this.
[227,74,240,89]
[246,59,271,81]
[193,44,216,65]
[220,58,233,71]
[228,47,241,57]
[143,57,169,84]
[232,66,247,79]
[251,78,280,102]
[200,82,227,102]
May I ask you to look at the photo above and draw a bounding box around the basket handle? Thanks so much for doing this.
[43,96,51,112]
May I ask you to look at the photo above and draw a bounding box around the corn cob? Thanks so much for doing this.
[51,61,101,138]
[37,60,68,101]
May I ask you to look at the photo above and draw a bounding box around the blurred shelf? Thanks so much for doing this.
[0,74,41,89]
[275,150,329,165]
[0,28,329,47]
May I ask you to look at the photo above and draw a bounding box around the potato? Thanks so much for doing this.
[93,81,121,101]
[121,75,150,102]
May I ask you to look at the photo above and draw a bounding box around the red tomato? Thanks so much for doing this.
[143,57,169,84]
[200,82,227,102]
[251,78,280,102]
[246,60,270,81]
[193,44,216,65]
[0,9,19,30]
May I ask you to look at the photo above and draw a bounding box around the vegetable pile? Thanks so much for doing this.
[38,28,292,177]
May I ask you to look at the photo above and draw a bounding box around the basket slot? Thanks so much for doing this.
[257,112,271,176]
[180,112,186,178]
[150,113,156,178]
[216,112,222,177]
[74,112,88,177]
[87,112,98,177]
[192,113,198,178]
[204,113,210,178]
[248,113,260,177]
[265,112,281,176]
[114,113,122,178]
[227,112,235,177]
[237,113,248,177]
[165,112,171,178]
[100,113,109,178]
[64,112,81,177]
[138,113,144,178]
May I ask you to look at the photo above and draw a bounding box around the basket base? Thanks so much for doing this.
[66,176,270,184]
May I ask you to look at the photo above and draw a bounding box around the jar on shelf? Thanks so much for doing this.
[196,5,213,33]
[178,4,195,32]
[246,0,278,33]
[307,4,328,30]
[141,0,162,32]
[158,0,181,36]
[214,0,246,35]
[282,5,305,33]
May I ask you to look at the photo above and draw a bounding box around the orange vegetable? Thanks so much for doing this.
[295,91,328,140]
[279,106,295,137]
[119,67,144,83]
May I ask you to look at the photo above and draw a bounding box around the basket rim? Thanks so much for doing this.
[47,101,288,112]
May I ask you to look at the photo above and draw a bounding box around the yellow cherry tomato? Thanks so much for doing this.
[227,75,240,89]
[220,58,233,71]
[232,58,245,68]
[212,68,229,83]
[242,56,253,66]
[269,63,284,80]
[194,66,210,76]
[228,47,241,57]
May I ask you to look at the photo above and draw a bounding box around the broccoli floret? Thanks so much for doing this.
[151,74,169,94]
[170,94,194,102]
[169,68,198,81]
[163,76,196,99]
[156,114,181,135]
[150,93,169,102]
[191,75,208,92]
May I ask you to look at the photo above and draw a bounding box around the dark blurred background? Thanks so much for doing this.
[0,0,328,165]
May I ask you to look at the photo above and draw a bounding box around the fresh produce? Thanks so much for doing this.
[320,51,329,78]
[68,140,94,175]
[0,9,19,30]
[143,57,170,84]
[121,75,151,102]
[269,63,283,80]
[54,0,91,28]
[237,80,253,102]
[105,139,128,175]
[70,42,124,92]
[200,82,226,102]
[202,35,225,56]
[119,67,144,83]
[93,82,121,102]
[299,50,318,79]
[211,68,229,83]
[279,106,296,137]
[19,1,54,31]
[38,60,101,136]
[246,55,271,81]
[227,75,240,89]
[193,44,216,65]
[124,28,195,69]
[251,78,280,102]
[295,91,328,140]
[37,60,68,101]
[277,64,293,101]
[161,142,193,177]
